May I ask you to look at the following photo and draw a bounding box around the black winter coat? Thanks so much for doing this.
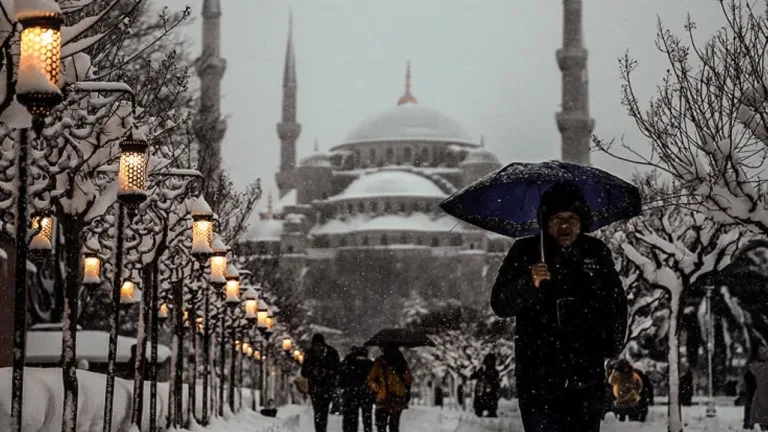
[301,345,341,396]
[338,354,375,403]
[491,234,627,399]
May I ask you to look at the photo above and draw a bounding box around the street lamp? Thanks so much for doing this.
[190,196,214,260]
[119,280,140,305]
[705,285,717,418]
[210,236,228,285]
[282,338,292,353]
[158,302,170,325]
[29,215,54,257]
[116,131,150,210]
[12,4,65,429]
[82,251,102,287]
[243,286,259,321]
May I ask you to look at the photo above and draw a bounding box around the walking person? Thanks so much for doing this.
[471,353,501,418]
[339,346,375,432]
[742,364,757,430]
[301,333,340,432]
[367,345,413,432]
[491,182,628,432]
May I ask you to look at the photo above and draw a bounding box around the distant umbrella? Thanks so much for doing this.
[364,328,436,348]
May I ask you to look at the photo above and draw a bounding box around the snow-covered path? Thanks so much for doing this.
[295,406,461,432]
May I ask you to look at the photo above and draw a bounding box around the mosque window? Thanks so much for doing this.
[362,235,370,246]
[413,202,421,213]
[384,201,392,212]
[380,234,389,245]
[416,236,423,245]
[421,148,430,166]
[400,233,408,244]
[286,245,294,253]
[358,202,365,213]
[371,201,379,213]
[450,234,463,246]
[469,243,475,250]
[386,147,394,163]
[339,236,348,247]
[348,203,354,214]
[431,236,440,247]
[399,201,406,213]
[404,147,412,163]
[369,148,376,164]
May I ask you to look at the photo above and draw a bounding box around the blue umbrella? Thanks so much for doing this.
[439,160,642,240]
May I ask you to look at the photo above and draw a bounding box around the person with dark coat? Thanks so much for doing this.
[490,182,628,432]
[743,366,758,430]
[471,353,501,417]
[367,345,412,432]
[301,333,341,432]
[339,346,375,432]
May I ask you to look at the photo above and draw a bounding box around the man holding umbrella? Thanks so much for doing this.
[490,182,628,431]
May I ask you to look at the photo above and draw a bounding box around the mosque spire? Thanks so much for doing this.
[314,138,319,152]
[480,135,485,147]
[265,191,274,219]
[397,60,418,106]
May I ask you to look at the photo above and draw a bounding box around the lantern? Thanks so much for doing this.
[297,353,304,364]
[15,1,64,117]
[183,309,189,328]
[266,313,275,331]
[196,317,204,334]
[158,302,170,322]
[119,280,138,305]
[29,215,54,254]
[225,279,240,306]
[246,346,254,357]
[82,251,101,287]
[117,131,150,208]
[190,196,214,260]
[282,338,292,352]
[242,342,251,354]
[253,351,261,361]
[257,300,269,330]
[293,349,301,361]
[235,339,241,350]
[209,235,228,284]
[243,286,259,321]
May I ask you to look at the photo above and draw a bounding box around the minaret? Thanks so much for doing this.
[195,0,227,201]
[276,10,302,198]
[556,0,594,165]
[397,60,418,105]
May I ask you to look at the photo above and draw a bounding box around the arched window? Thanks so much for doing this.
[362,235,370,246]
[399,201,406,213]
[369,148,376,164]
[404,147,412,163]
[469,243,475,250]
[421,148,430,166]
[431,236,440,247]
[450,234,462,246]
[400,233,408,244]
[358,202,365,213]
[413,202,421,213]
[384,201,392,212]
[371,201,379,213]
[386,147,394,163]
[339,236,348,247]
[416,236,423,245]
[286,245,294,253]
[348,203,354,214]
[380,234,389,245]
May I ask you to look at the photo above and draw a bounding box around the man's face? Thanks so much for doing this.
[312,342,324,352]
[547,211,581,247]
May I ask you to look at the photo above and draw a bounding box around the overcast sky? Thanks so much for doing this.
[166,0,724,209]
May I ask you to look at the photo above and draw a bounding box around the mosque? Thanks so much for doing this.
[239,15,512,338]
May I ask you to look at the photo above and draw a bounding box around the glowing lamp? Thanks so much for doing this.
[282,338,292,352]
[293,349,301,361]
[196,317,204,334]
[190,196,214,260]
[119,280,137,305]
[257,300,269,330]
[243,286,259,321]
[225,280,240,305]
[158,302,170,322]
[297,353,304,364]
[246,346,254,357]
[253,351,261,361]
[242,342,251,354]
[266,314,275,330]
[15,3,64,117]
[209,235,228,284]
[117,132,150,208]
[183,310,189,328]
[82,251,101,287]
[29,215,54,254]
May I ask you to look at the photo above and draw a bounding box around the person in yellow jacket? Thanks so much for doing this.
[367,345,413,432]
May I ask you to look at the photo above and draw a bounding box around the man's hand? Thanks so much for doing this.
[531,262,551,288]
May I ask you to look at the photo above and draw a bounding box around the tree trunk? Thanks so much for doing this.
[103,204,125,432]
[668,289,683,432]
[173,280,184,428]
[202,287,210,425]
[60,215,83,432]
[229,325,236,412]
[218,315,226,417]
[130,266,152,428]
[714,315,728,394]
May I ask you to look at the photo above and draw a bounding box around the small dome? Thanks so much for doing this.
[328,170,447,201]
[461,147,500,165]
[246,218,284,242]
[299,152,331,168]
[343,104,472,143]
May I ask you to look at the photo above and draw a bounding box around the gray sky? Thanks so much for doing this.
[170,0,723,209]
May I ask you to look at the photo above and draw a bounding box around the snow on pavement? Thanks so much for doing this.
[294,405,459,432]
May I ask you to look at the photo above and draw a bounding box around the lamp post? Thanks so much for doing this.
[242,286,258,411]
[225,276,241,412]
[257,298,270,409]
[203,235,227,425]
[11,3,64,430]
[104,129,150,432]
[705,285,717,418]
[219,264,239,415]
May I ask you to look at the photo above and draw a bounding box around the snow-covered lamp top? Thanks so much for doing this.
[282,337,292,352]
[211,234,228,256]
[120,280,140,305]
[225,263,240,281]
[15,0,64,116]
[243,286,259,321]
[29,215,54,253]
[191,200,214,258]
[158,303,170,320]
[191,196,214,220]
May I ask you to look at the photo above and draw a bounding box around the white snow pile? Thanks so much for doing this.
[0,368,296,432]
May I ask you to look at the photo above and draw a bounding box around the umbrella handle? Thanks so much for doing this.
[539,229,545,264]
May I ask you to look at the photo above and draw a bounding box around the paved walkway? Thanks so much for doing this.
[296,406,459,432]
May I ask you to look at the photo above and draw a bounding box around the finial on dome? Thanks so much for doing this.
[314,138,319,152]
[397,60,418,106]
[480,135,485,147]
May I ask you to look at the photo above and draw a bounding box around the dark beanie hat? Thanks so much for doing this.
[538,182,592,230]
[312,333,325,344]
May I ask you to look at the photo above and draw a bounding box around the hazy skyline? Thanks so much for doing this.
[172,0,724,213]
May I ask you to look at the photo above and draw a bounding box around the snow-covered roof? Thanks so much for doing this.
[299,151,332,168]
[311,213,463,235]
[461,147,501,165]
[274,189,297,214]
[26,329,171,364]
[245,217,284,242]
[342,104,473,144]
[327,170,447,201]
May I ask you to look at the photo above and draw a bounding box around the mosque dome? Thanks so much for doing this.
[328,170,447,201]
[246,218,284,242]
[461,145,500,166]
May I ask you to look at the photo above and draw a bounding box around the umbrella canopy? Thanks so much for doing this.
[364,328,436,348]
[439,160,641,238]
